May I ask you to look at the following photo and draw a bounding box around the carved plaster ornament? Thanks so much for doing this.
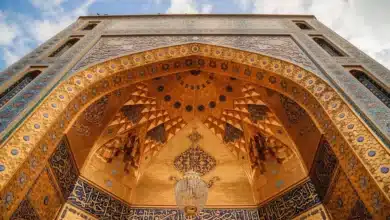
[123,135,141,173]
[248,132,293,174]
[96,133,143,174]
[96,137,125,163]
[249,135,267,174]
[266,137,293,164]
[249,138,262,172]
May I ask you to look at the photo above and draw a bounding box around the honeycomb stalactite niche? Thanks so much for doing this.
[130,120,256,206]
[74,74,305,210]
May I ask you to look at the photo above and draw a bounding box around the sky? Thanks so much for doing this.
[0,0,390,71]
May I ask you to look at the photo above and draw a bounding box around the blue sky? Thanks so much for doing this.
[0,0,390,71]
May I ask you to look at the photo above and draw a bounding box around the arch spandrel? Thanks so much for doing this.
[68,36,323,79]
[0,43,389,218]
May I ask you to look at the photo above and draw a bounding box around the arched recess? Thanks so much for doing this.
[75,78,310,206]
[0,43,389,218]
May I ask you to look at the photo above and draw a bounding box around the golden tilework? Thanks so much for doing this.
[8,167,64,220]
[325,170,357,219]
[28,169,63,220]
[10,197,40,220]
[348,199,373,219]
[0,43,389,219]
[325,169,374,219]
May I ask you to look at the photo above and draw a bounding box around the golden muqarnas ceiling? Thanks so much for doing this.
[71,69,312,206]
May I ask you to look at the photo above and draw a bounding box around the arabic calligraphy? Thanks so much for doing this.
[49,137,79,199]
[309,137,339,200]
[68,178,259,219]
[258,180,320,220]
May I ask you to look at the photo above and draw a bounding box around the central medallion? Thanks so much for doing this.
[173,129,216,176]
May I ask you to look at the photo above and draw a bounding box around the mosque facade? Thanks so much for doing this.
[0,15,389,219]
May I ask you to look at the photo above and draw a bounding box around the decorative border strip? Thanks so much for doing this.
[57,203,96,220]
[309,136,339,200]
[68,178,259,220]
[257,179,321,220]
[49,136,79,199]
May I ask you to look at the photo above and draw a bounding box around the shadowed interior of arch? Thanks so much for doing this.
[1,43,389,219]
[65,56,324,206]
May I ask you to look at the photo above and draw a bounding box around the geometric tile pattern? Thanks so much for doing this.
[83,95,109,127]
[348,199,373,220]
[257,179,321,220]
[146,124,166,143]
[0,72,38,109]
[247,104,268,122]
[279,94,307,124]
[224,123,244,143]
[121,105,143,124]
[49,136,79,199]
[310,137,339,200]
[10,197,40,220]
[9,167,63,220]
[68,178,260,220]
[324,170,376,219]
[325,170,359,219]
[352,70,390,109]
[28,169,62,220]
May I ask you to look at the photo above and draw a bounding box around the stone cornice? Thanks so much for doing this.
[79,14,317,20]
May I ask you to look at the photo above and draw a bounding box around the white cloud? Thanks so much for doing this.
[233,0,253,11]
[244,0,390,69]
[0,12,33,67]
[308,0,390,69]
[166,0,213,14]
[375,49,390,68]
[200,4,213,14]
[2,38,34,65]
[30,0,67,14]
[30,0,95,43]
[0,12,20,45]
[2,0,389,71]
[0,0,95,68]
[166,0,198,13]
[253,0,306,14]
[3,50,20,65]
